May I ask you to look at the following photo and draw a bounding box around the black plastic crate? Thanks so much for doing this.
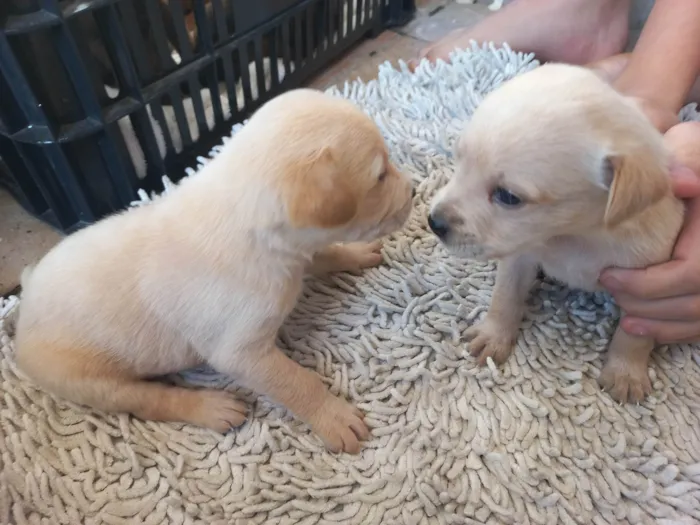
[0,0,415,233]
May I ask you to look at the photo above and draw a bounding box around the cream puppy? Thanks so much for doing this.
[15,89,413,453]
[429,64,683,403]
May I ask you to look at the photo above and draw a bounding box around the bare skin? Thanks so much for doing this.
[411,0,630,68]
[589,52,700,134]
[590,53,700,106]
[613,0,700,119]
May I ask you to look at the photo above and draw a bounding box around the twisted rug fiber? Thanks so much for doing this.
[2,46,700,525]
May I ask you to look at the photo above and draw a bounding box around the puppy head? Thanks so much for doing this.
[246,89,413,246]
[428,64,670,260]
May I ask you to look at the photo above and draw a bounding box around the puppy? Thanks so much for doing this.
[429,64,684,403]
[15,89,413,453]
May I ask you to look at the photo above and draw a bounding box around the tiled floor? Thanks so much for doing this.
[0,0,653,295]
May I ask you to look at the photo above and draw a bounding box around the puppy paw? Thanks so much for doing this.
[336,240,384,272]
[310,241,384,275]
[465,319,517,366]
[599,355,652,404]
[191,390,249,433]
[309,395,370,454]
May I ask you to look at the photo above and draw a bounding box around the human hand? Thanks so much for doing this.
[599,123,700,343]
[628,96,680,134]
[586,53,682,133]
[613,71,681,133]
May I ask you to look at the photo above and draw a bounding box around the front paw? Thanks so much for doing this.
[465,318,517,366]
[309,395,370,454]
[190,390,249,433]
[335,240,384,272]
[599,354,652,403]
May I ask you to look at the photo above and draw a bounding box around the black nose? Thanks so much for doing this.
[428,213,450,239]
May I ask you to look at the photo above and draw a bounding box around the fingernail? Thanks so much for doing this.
[670,164,697,181]
[624,319,649,337]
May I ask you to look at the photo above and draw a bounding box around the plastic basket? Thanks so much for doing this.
[0,0,415,233]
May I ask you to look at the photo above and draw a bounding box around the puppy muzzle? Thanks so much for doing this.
[427,213,450,239]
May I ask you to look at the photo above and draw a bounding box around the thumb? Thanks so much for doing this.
[600,259,688,300]
[669,164,700,199]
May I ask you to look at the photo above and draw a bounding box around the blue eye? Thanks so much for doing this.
[491,187,523,208]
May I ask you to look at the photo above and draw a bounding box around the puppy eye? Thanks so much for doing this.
[491,187,523,208]
[378,171,387,182]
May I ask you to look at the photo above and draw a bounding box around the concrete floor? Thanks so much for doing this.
[0,0,652,295]
[0,191,63,294]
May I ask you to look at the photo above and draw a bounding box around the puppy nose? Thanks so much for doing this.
[428,213,450,239]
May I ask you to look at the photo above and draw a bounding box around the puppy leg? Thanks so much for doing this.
[598,327,654,403]
[16,342,247,432]
[308,241,383,275]
[465,254,538,365]
[209,343,369,453]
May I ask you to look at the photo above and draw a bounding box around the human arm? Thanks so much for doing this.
[613,0,700,122]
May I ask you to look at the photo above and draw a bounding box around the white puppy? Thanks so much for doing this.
[15,89,413,453]
[429,64,684,403]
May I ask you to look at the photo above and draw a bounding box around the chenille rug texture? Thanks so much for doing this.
[2,46,700,525]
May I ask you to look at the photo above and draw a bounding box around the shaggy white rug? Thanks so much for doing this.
[2,46,700,525]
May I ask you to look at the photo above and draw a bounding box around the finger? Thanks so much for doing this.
[600,260,690,300]
[672,335,700,345]
[665,122,700,179]
[668,164,700,199]
[620,316,700,344]
[613,292,700,322]
[673,197,700,260]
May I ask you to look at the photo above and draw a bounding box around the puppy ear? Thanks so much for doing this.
[602,152,670,228]
[286,147,357,228]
